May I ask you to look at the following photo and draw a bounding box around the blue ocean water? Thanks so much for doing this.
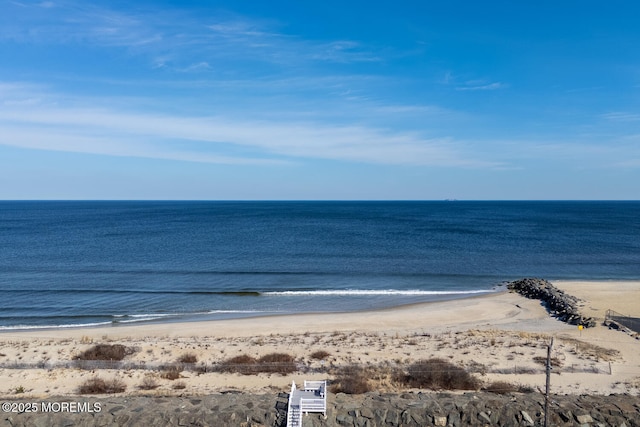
[1,201,639,330]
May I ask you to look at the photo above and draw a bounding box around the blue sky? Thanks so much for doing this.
[0,0,638,199]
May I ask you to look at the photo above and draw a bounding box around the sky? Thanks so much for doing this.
[0,0,638,200]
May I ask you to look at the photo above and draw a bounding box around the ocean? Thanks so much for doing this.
[1,201,639,330]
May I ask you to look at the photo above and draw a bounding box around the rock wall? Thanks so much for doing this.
[507,278,597,327]
[3,392,639,427]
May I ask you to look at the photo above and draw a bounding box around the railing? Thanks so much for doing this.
[605,309,640,334]
[300,398,326,413]
[286,381,301,427]
[488,363,612,375]
[303,380,326,392]
[302,380,326,416]
[287,380,327,426]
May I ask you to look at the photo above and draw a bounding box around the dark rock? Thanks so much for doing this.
[409,411,426,425]
[108,404,125,414]
[446,409,462,426]
[359,407,374,419]
[575,412,594,424]
[508,278,597,327]
[2,392,640,427]
[433,414,448,426]
[478,411,491,423]
[336,413,354,426]
[520,410,534,425]
[384,409,399,426]
[373,408,387,423]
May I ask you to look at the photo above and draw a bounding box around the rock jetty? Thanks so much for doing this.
[3,392,639,426]
[507,278,597,328]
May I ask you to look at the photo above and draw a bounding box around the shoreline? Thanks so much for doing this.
[0,288,514,340]
[3,278,639,334]
[1,280,639,398]
[0,287,505,334]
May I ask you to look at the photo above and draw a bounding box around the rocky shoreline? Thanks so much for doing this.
[507,278,597,327]
[3,391,639,427]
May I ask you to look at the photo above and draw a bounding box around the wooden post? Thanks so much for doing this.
[544,337,554,427]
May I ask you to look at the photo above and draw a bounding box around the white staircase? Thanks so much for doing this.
[287,405,302,427]
[286,380,326,427]
[286,381,302,427]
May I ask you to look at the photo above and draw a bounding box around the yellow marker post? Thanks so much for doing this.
[578,324,583,336]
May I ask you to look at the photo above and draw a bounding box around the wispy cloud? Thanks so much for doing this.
[438,73,506,91]
[0,108,487,167]
[602,111,640,122]
[456,82,506,91]
[309,40,381,63]
[177,62,212,73]
[0,1,382,69]
[491,138,640,170]
[0,84,493,167]
[207,20,280,39]
[1,124,279,165]
[1,1,148,45]
[370,104,449,115]
[7,80,637,171]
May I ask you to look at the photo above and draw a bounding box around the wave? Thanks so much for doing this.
[0,310,270,331]
[111,313,182,324]
[262,289,494,296]
[0,289,263,296]
[1,287,500,298]
[111,310,264,321]
[0,321,114,331]
[205,310,265,314]
[1,267,326,276]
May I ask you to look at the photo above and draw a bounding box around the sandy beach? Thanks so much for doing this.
[1,280,638,398]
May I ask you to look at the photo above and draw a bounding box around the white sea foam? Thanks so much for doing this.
[0,321,113,331]
[113,313,182,324]
[114,313,180,319]
[0,311,272,331]
[262,289,493,296]
[205,310,263,314]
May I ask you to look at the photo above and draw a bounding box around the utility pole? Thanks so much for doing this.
[544,337,554,427]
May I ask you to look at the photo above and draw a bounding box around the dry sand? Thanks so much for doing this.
[1,280,638,398]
